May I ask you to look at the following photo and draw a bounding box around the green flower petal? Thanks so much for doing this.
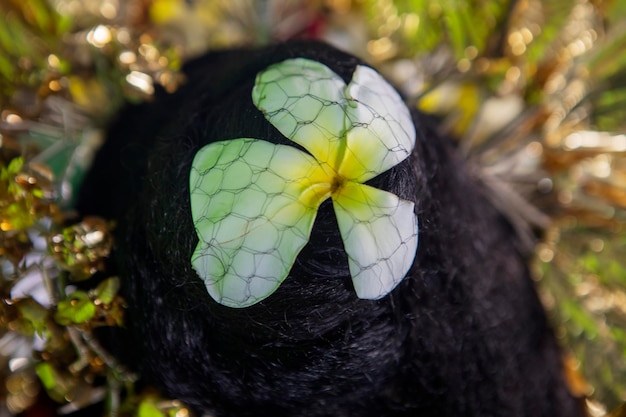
[190,139,330,307]
[252,58,347,168]
[341,65,416,182]
[332,182,418,300]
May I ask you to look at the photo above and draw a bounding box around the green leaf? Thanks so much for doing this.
[94,277,120,304]
[7,156,24,175]
[15,298,48,335]
[34,362,74,403]
[0,53,15,81]
[24,0,53,32]
[54,291,96,325]
[35,362,58,390]
[138,398,166,417]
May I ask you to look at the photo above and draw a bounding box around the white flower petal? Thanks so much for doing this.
[332,182,418,299]
[341,65,416,182]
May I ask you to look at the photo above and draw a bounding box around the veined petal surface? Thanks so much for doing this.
[332,182,418,299]
[190,139,330,307]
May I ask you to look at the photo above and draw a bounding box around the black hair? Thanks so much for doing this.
[77,40,585,417]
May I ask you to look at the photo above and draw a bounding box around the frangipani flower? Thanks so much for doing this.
[190,58,418,308]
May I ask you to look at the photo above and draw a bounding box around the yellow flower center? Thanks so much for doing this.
[297,162,351,210]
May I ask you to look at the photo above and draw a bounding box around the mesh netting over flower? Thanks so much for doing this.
[1,1,625,416]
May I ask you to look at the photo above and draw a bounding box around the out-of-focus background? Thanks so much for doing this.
[1,0,625,416]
